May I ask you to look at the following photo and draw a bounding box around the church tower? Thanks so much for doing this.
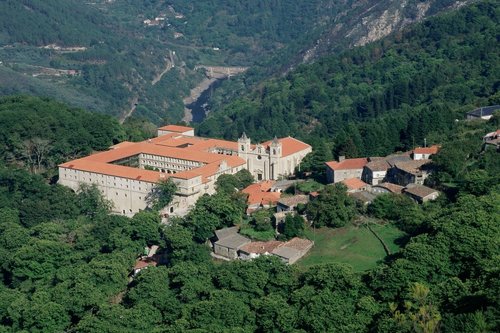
[270,136,282,158]
[238,132,251,156]
[269,136,282,179]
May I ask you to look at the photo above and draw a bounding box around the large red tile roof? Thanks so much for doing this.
[60,134,246,183]
[325,158,368,171]
[158,124,194,133]
[60,132,310,185]
[261,137,312,157]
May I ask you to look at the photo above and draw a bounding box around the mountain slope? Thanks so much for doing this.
[198,1,499,157]
[0,0,479,124]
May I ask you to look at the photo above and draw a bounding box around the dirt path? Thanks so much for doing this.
[152,61,173,85]
[119,95,139,124]
[152,51,176,85]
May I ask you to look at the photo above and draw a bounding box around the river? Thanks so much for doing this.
[185,78,225,123]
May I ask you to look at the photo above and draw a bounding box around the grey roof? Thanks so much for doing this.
[394,160,430,175]
[404,184,439,198]
[349,191,376,204]
[278,195,309,208]
[386,155,412,167]
[374,182,404,194]
[272,246,301,260]
[365,160,390,172]
[467,105,500,117]
[214,226,239,240]
[215,233,251,249]
[271,179,303,191]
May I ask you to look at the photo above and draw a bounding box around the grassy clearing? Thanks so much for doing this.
[298,223,406,272]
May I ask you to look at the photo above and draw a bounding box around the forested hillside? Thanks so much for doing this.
[0,0,474,123]
[0,96,498,332]
[199,1,499,159]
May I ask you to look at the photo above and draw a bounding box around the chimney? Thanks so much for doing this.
[338,155,345,162]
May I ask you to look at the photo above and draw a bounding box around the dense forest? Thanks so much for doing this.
[0,95,498,332]
[199,1,499,158]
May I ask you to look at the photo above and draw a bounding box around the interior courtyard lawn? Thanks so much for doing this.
[298,223,406,272]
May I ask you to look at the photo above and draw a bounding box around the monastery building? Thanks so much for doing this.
[58,125,311,217]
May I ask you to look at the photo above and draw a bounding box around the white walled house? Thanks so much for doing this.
[325,157,368,183]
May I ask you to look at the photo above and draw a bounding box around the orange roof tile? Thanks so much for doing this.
[281,237,314,251]
[261,137,312,157]
[325,158,368,171]
[413,145,440,155]
[243,181,280,206]
[109,141,136,149]
[242,181,276,195]
[158,124,194,133]
[60,159,164,183]
[341,178,368,190]
[60,131,309,185]
[240,241,284,254]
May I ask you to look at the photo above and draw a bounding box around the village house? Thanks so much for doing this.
[341,178,369,193]
[277,195,309,213]
[212,227,251,260]
[387,160,432,186]
[58,125,311,217]
[362,155,411,185]
[483,129,500,150]
[466,105,499,120]
[242,181,281,214]
[239,241,283,260]
[371,182,404,195]
[412,145,440,160]
[271,237,314,264]
[212,228,314,264]
[325,157,368,183]
[132,245,160,276]
[403,184,440,203]
[349,191,377,205]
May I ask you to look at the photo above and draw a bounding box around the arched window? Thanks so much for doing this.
[241,145,245,151]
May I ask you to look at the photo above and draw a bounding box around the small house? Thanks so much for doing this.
[242,181,281,214]
[388,160,432,186]
[271,237,314,264]
[341,178,369,192]
[325,157,368,183]
[277,195,309,212]
[239,241,283,260]
[403,184,440,203]
[412,145,440,160]
[466,105,499,120]
[371,182,404,195]
[213,227,251,259]
[349,191,377,205]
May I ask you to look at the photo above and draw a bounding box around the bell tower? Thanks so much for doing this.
[270,136,282,158]
[238,132,251,156]
[269,136,282,179]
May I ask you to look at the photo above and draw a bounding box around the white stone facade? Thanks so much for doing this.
[238,134,312,181]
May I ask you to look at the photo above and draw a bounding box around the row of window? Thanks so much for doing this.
[141,154,200,166]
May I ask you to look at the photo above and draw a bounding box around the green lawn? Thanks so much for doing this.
[298,223,406,272]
